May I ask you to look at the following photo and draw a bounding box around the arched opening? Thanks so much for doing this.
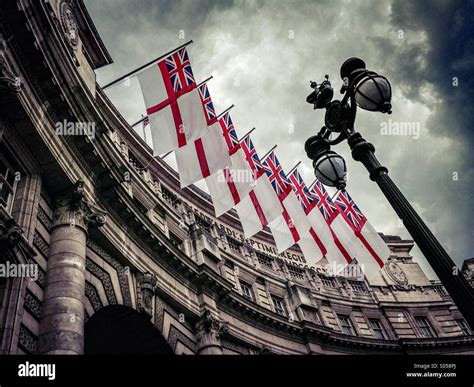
[84,305,173,355]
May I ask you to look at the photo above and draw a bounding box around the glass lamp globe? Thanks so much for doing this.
[353,72,392,113]
[313,151,347,190]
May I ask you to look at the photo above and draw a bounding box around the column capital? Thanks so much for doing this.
[136,272,157,318]
[195,309,229,354]
[52,180,106,232]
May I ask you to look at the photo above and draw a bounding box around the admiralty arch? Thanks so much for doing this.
[0,0,473,355]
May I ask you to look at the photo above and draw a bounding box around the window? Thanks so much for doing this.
[320,275,336,288]
[457,319,470,336]
[0,153,19,214]
[240,281,254,301]
[369,318,386,339]
[226,236,243,254]
[287,265,305,280]
[255,252,273,269]
[338,314,355,335]
[271,295,286,316]
[349,280,367,293]
[415,317,436,338]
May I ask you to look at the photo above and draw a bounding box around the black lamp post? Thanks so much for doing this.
[304,57,474,330]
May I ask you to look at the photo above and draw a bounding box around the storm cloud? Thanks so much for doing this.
[85,0,473,278]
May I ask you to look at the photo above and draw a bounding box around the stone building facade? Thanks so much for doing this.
[0,0,473,355]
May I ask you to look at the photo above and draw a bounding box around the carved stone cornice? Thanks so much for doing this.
[52,180,107,232]
[0,52,21,93]
[136,272,157,318]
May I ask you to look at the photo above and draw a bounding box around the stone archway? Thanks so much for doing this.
[84,305,173,355]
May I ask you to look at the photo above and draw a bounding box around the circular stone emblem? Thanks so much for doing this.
[60,1,79,48]
[385,261,408,288]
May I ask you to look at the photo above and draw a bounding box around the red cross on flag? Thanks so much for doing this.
[137,47,208,155]
[234,133,282,238]
[283,184,328,267]
[174,83,231,188]
[334,190,390,278]
[288,169,351,268]
[261,152,326,266]
[307,180,357,267]
[205,113,254,217]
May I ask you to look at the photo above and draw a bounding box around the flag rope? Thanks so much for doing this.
[135,151,172,171]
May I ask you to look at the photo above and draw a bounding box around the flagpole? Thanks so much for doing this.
[142,120,147,143]
[101,40,193,90]
[197,75,213,88]
[130,75,213,129]
[286,161,302,176]
[217,104,234,119]
[131,116,146,128]
[238,127,255,141]
[330,190,340,201]
[136,150,172,171]
[260,144,277,160]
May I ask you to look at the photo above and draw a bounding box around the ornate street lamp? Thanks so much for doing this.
[304,57,474,330]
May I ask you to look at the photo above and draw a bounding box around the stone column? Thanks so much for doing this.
[195,310,228,355]
[136,272,157,319]
[38,181,106,354]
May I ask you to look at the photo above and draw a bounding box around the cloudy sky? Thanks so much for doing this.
[85,0,473,279]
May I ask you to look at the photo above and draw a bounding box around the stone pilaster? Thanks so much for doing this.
[195,310,228,355]
[136,272,157,319]
[38,181,106,354]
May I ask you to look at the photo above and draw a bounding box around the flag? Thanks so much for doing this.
[261,151,293,201]
[142,116,150,129]
[137,47,208,154]
[261,150,299,252]
[334,190,390,278]
[261,152,324,266]
[289,169,349,267]
[283,189,327,266]
[309,180,367,269]
[205,112,254,217]
[174,83,231,187]
[234,133,282,237]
